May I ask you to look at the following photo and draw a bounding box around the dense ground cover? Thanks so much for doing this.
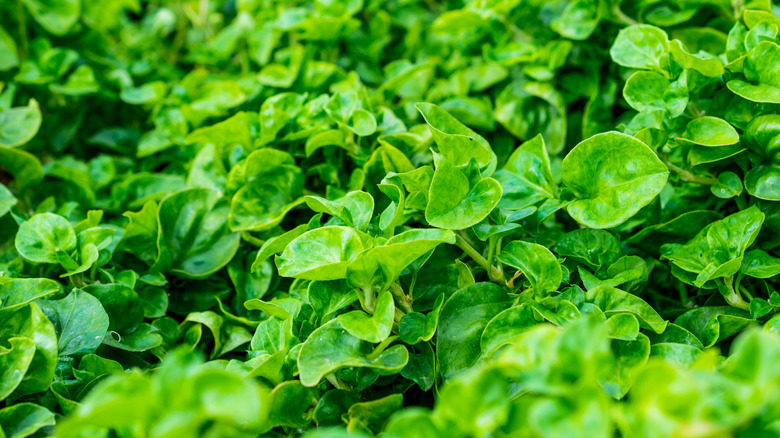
[3,0,780,436]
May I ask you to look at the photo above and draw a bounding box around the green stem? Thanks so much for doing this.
[739,285,754,301]
[454,234,506,285]
[664,159,719,186]
[486,236,497,277]
[367,336,397,361]
[16,0,28,61]
[240,231,265,247]
[735,194,748,210]
[363,288,376,313]
[612,5,638,25]
[495,236,504,273]
[390,282,414,313]
[721,276,750,311]
[325,373,347,390]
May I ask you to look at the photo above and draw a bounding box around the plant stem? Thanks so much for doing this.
[612,5,638,25]
[367,335,397,361]
[325,373,347,390]
[240,231,265,247]
[390,282,414,313]
[721,276,750,311]
[454,234,506,285]
[664,159,719,185]
[16,0,28,61]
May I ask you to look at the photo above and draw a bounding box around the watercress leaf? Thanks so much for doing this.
[83,283,143,332]
[0,403,55,438]
[15,212,76,264]
[0,303,57,397]
[297,320,408,387]
[0,99,41,148]
[276,226,367,281]
[0,146,44,191]
[414,102,494,169]
[610,24,670,71]
[745,165,780,200]
[0,278,59,316]
[426,159,502,230]
[661,206,764,286]
[479,304,538,358]
[0,26,18,71]
[497,240,562,296]
[740,249,780,278]
[338,290,394,343]
[675,306,755,348]
[553,229,620,272]
[623,71,687,117]
[437,282,512,380]
[711,171,743,199]
[562,132,668,229]
[669,40,724,77]
[599,333,650,399]
[679,117,739,146]
[0,338,35,402]
[304,191,374,232]
[399,294,444,345]
[585,286,667,334]
[346,228,455,295]
[550,0,600,40]
[37,289,109,356]
[155,188,240,278]
[493,134,556,210]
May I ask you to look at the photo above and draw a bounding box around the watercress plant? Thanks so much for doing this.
[2,0,780,437]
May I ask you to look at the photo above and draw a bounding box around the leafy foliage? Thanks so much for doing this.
[2,0,780,437]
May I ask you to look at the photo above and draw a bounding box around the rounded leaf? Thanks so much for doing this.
[679,117,739,146]
[15,213,77,264]
[562,132,668,228]
[610,24,669,71]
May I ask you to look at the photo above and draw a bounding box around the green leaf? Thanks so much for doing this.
[304,191,374,232]
[661,207,764,287]
[297,320,409,387]
[498,240,562,296]
[0,146,44,191]
[562,132,668,228]
[585,286,667,334]
[741,249,780,278]
[745,165,780,200]
[425,159,502,230]
[479,304,538,358]
[276,226,368,281]
[493,134,556,210]
[415,102,494,169]
[0,99,41,148]
[0,26,18,71]
[0,303,57,398]
[610,24,670,71]
[21,0,80,35]
[37,289,109,356]
[727,41,780,103]
[711,171,743,199]
[338,290,394,343]
[675,306,754,348]
[599,333,650,399]
[679,117,739,146]
[623,71,687,117]
[154,188,240,278]
[346,228,455,296]
[437,282,512,380]
[399,294,444,345]
[0,278,59,316]
[0,403,55,438]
